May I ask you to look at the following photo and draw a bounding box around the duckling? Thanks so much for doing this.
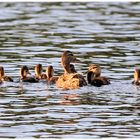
[87,64,110,87]
[56,51,87,90]
[132,68,140,85]
[46,65,58,84]
[35,64,47,80]
[0,66,13,82]
[20,65,38,83]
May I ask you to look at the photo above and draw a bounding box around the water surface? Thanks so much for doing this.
[0,2,140,138]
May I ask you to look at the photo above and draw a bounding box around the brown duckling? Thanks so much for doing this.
[0,66,13,82]
[46,65,58,84]
[132,68,140,85]
[87,64,110,87]
[35,64,47,80]
[56,51,87,90]
[20,65,38,83]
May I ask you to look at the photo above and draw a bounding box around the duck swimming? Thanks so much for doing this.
[35,64,47,80]
[0,66,13,82]
[132,68,140,85]
[20,65,38,83]
[56,51,87,90]
[87,64,110,87]
[46,65,58,84]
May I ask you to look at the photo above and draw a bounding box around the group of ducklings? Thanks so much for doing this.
[0,51,139,90]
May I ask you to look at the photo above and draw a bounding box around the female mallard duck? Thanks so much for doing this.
[0,66,13,82]
[87,64,110,87]
[132,68,140,85]
[56,51,87,89]
[46,65,58,84]
[35,64,47,80]
[20,65,38,83]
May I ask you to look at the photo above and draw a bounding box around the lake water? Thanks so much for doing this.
[0,2,140,138]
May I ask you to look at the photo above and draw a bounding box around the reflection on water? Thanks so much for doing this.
[0,2,140,138]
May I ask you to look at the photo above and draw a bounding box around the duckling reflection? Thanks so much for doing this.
[87,64,110,87]
[56,51,87,90]
[35,64,47,80]
[60,93,80,105]
[20,65,38,83]
[132,68,140,85]
[0,66,13,82]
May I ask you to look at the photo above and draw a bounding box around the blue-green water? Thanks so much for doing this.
[0,2,140,138]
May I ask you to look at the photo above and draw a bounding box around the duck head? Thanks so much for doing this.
[61,51,80,74]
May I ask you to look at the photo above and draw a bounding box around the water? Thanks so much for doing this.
[0,2,140,138]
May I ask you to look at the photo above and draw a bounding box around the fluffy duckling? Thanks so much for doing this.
[132,68,140,85]
[20,65,38,83]
[0,66,13,82]
[56,51,87,90]
[87,64,110,87]
[35,64,47,80]
[46,65,58,84]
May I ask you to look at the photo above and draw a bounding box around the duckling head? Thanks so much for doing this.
[46,65,54,79]
[0,66,5,77]
[88,64,101,77]
[134,68,140,81]
[35,64,42,78]
[20,65,31,78]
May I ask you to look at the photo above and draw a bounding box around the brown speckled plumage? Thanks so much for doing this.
[56,51,87,89]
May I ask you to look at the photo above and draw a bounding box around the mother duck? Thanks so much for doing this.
[56,51,87,89]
